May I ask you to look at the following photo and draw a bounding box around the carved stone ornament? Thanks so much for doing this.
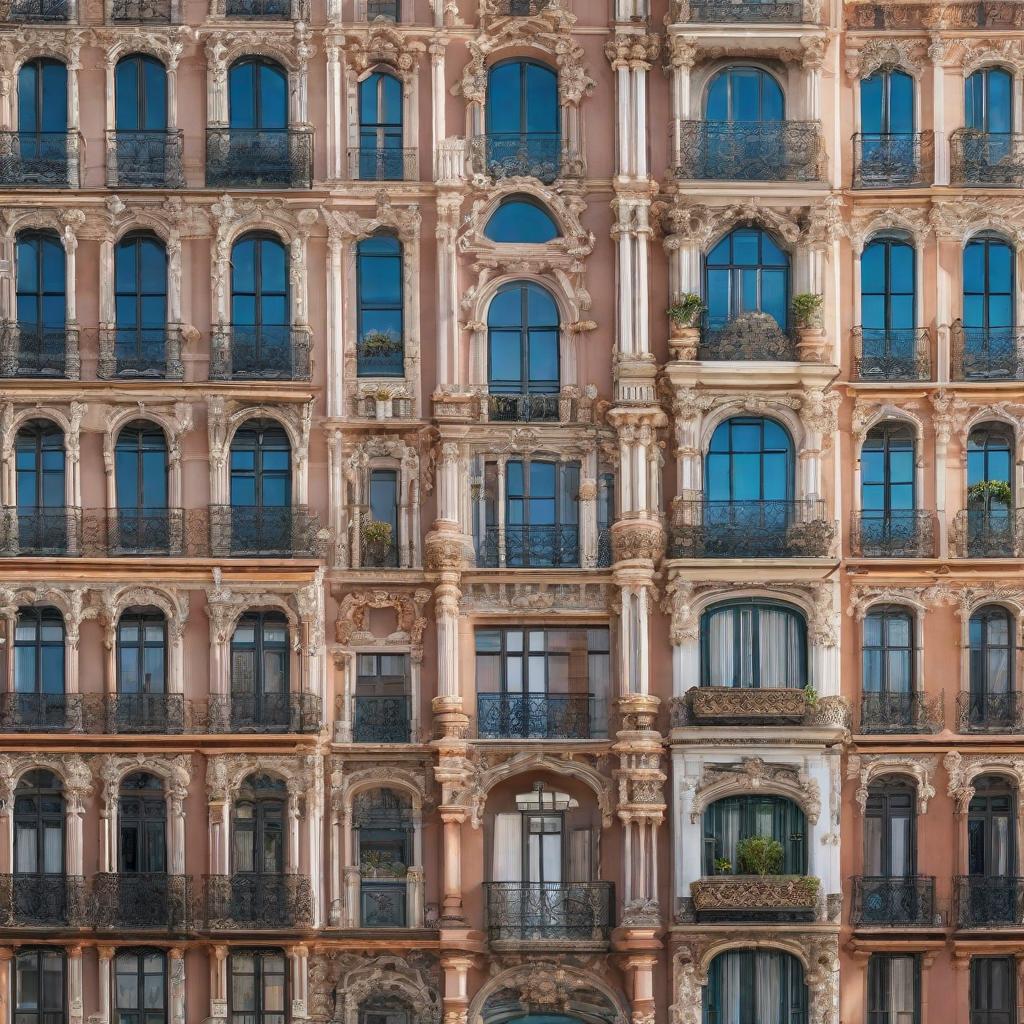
[343,24,426,76]
[850,398,924,446]
[610,519,666,563]
[0,27,84,72]
[661,199,804,250]
[604,32,661,71]
[846,754,939,814]
[845,38,924,80]
[322,192,421,244]
[945,751,1024,814]
[961,39,1024,77]
[459,581,612,614]
[0,753,92,807]
[334,589,431,663]
[847,207,932,255]
[846,582,956,620]
[205,753,317,804]
[930,198,1024,245]
[90,25,193,69]
[97,753,192,805]
[308,952,440,1024]
[690,876,819,914]
[690,758,821,824]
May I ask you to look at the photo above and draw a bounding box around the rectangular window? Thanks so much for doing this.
[354,653,411,743]
[868,954,919,1024]
[971,957,1016,1024]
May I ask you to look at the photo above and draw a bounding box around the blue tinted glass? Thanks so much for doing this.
[705,67,783,121]
[260,239,287,291]
[228,61,254,128]
[489,333,521,382]
[232,238,256,293]
[258,62,287,129]
[487,63,522,134]
[889,242,914,289]
[527,284,557,324]
[18,61,67,133]
[487,61,557,135]
[484,199,560,243]
[860,73,883,136]
[987,69,1013,133]
[143,58,167,130]
[379,74,402,126]
[888,70,914,133]
[861,242,885,292]
[989,240,1012,286]
[487,288,521,327]
[525,63,558,133]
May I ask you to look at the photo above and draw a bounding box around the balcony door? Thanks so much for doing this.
[859,68,914,182]
[860,236,916,376]
[963,234,1016,378]
[227,58,288,176]
[115,423,169,552]
[17,58,67,176]
[230,612,289,730]
[119,772,166,874]
[14,950,66,1024]
[971,957,1017,1024]
[860,780,922,925]
[114,951,167,1024]
[355,234,403,377]
[966,66,1013,164]
[15,231,66,375]
[862,605,914,731]
[703,949,807,1024]
[967,777,1018,925]
[485,60,559,181]
[358,71,403,179]
[354,788,411,927]
[230,233,290,378]
[229,420,291,553]
[13,608,66,729]
[13,770,64,924]
[703,67,785,179]
[365,468,399,567]
[114,55,168,185]
[15,420,66,553]
[969,606,1014,728]
[867,954,919,1024]
[702,795,806,875]
[701,600,807,690]
[114,234,168,377]
[861,422,916,548]
[353,653,410,743]
[116,611,168,730]
[229,950,286,1024]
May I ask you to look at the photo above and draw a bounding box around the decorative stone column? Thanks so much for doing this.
[208,945,228,1024]
[96,946,114,1024]
[0,947,11,1024]
[168,948,185,1024]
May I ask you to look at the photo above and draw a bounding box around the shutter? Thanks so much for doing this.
[491,813,522,882]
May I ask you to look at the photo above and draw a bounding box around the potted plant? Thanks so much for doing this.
[714,857,733,876]
[666,293,704,359]
[791,293,827,363]
[360,849,407,879]
[736,835,784,876]
[968,479,1013,508]
[362,519,394,567]
[359,330,402,368]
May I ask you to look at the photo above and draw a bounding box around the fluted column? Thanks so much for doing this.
[96,946,114,1024]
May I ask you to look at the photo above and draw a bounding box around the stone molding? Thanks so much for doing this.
[333,588,431,663]
[945,751,1024,814]
[846,753,939,814]
[689,757,821,824]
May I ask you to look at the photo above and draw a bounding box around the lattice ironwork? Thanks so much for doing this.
[698,314,796,361]
[851,876,937,927]
[952,507,1024,558]
[0,323,75,378]
[225,0,305,15]
[670,500,834,558]
[691,876,818,922]
[205,693,322,734]
[675,0,804,20]
[205,128,313,189]
[477,525,580,568]
[348,147,417,181]
[208,505,325,558]
[951,129,1024,186]
[951,322,1024,381]
[852,133,933,188]
[0,506,80,556]
[202,874,314,930]
[360,881,407,927]
[0,874,87,927]
[674,121,825,181]
[0,694,85,733]
[0,132,76,185]
[92,873,192,931]
[852,327,931,381]
[352,695,411,743]
[107,131,184,188]
[850,511,936,558]
[955,875,1024,928]
[87,694,189,735]
[467,133,578,184]
[1,0,69,21]
[487,393,560,423]
[98,326,184,380]
[956,690,1024,734]
[484,882,613,942]
[110,0,171,18]
[477,693,595,739]
[596,527,612,568]
[859,691,944,735]
[210,326,311,381]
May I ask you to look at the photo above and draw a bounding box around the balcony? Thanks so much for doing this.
[0,506,80,556]
[859,692,943,735]
[851,876,938,928]
[352,695,411,743]
[0,693,85,732]
[103,508,189,556]
[491,0,553,12]
[951,322,1024,381]
[951,129,1024,187]
[484,882,613,944]
[360,872,407,928]
[467,133,579,184]
[669,500,834,559]
[0,132,77,186]
[486,393,560,423]
[106,131,184,188]
[847,0,1024,28]
[210,326,311,381]
[852,327,931,381]
[225,0,305,16]
[698,314,797,361]
[355,332,404,377]
[208,505,324,558]
[678,686,809,726]
[477,525,580,568]
[955,876,1024,928]
[94,693,188,735]
[348,147,416,181]
[110,0,171,19]
[850,511,936,558]
[0,324,76,378]
[99,326,184,380]
[673,121,824,182]
[1,0,70,18]
[477,693,596,740]
[92,873,191,932]
[363,0,400,16]
[202,874,313,930]
[690,876,819,922]
[957,690,1024,734]
[0,875,87,928]
[206,128,313,189]
[953,507,1024,558]
[206,693,321,734]
[852,133,933,188]
[673,0,807,21]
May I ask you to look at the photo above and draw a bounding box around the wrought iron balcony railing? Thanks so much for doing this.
[225,0,305,16]
[597,527,612,568]
[957,690,1024,734]
[487,392,560,423]
[0,693,85,732]
[0,131,77,186]
[92,873,192,931]
[852,133,933,188]
[206,128,313,189]
[951,322,1024,381]
[110,0,171,19]
[203,873,313,930]
[360,876,407,927]
[698,314,796,361]
[953,507,1024,558]
[99,326,184,380]
[477,693,596,740]
[355,333,404,377]
[951,129,1024,187]
[0,324,77,378]
[477,525,580,568]
[859,691,944,735]
[851,876,938,928]
[485,882,613,943]
[0,875,87,928]
[106,131,184,188]
[0,506,80,556]
[852,327,932,381]
[669,500,834,558]
[208,505,325,558]
[673,121,824,181]
[1,0,70,19]
[955,875,1024,928]
[492,0,553,12]
[104,508,187,556]
[348,147,416,181]
[359,522,399,568]
[352,695,411,743]
[206,693,322,734]
[210,326,311,381]
[364,0,400,16]
[468,133,579,184]
[674,0,806,22]
[850,511,936,558]
[94,693,188,735]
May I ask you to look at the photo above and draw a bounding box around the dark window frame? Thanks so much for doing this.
[867,953,921,1024]
[118,771,167,875]
[13,606,66,697]
[113,948,167,1024]
[862,604,915,695]
[228,949,288,1024]
[13,947,67,1024]
[13,769,64,876]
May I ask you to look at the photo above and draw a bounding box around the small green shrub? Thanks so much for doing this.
[667,293,704,328]
[791,293,824,329]
[714,858,733,875]
[363,520,393,545]
[968,479,1013,506]
[736,835,784,876]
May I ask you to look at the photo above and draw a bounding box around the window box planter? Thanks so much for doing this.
[691,875,819,920]
[689,686,808,724]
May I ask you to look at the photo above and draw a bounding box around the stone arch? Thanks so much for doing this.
[853,405,926,455]
[698,401,806,455]
[0,753,92,805]
[689,758,821,825]
[847,753,938,815]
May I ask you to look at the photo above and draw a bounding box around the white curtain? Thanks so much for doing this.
[720,954,742,1024]
[755,953,783,1024]
[708,610,734,687]
[889,957,916,1024]
[492,813,521,882]
[759,608,801,689]
[568,828,591,883]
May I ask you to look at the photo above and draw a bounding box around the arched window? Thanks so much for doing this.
[703,228,790,349]
[117,608,167,702]
[357,71,404,180]
[864,778,916,879]
[14,949,65,1024]
[14,230,66,377]
[485,60,560,182]
[14,769,64,876]
[702,794,806,875]
[487,281,560,421]
[113,55,169,187]
[961,234,1015,379]
[966,67,1012,135]
[705,416,793,503]
[229,950,286,1024]
[17,59,68,181]
[228,420,292,555]
[705,66,784,121]
[233,774,286,874]
[484,196,560,243]
[230,612,290,730]
[113,232,168,377]
[858,68,916,185]
[862,604,916,732]
[356,234,404,377]
[13,607,66,711]
[967,606,1014,731]
[114,950,166,1024]
[960,67,1014,185]
[859,236,917,379]
[354,788,412,927]
[15,421,65,542]
[228,232,290,379]
[118,772,166,874]
[965,423,1014,554]
[703,950,807,1023]
[229,58,287,130]
[220,58,291,187]
[859,423,920,555]
[359,996,411,1024]
[968,776,1016,880]
[701,599,806,689]
[114,423,170,554]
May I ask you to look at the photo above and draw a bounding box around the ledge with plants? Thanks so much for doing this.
[667,294,704,358]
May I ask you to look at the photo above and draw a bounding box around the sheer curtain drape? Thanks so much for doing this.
[705,604,804,688]
[492,813,522,882]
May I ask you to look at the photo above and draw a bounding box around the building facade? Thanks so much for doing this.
[0,0,1020,1022]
